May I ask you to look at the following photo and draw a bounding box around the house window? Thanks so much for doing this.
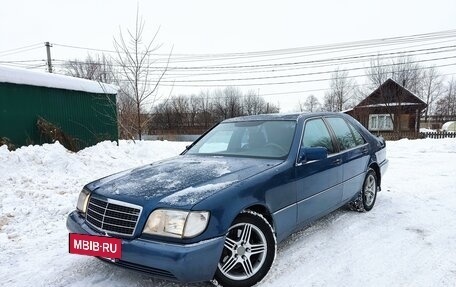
[369,114,393,131]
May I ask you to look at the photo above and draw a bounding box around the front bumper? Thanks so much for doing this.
[66,211,225,283]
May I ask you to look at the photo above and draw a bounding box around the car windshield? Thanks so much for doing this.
[187,120,297,159]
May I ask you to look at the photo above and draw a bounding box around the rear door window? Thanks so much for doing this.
[348,123,366,145]
[325,117,357,151]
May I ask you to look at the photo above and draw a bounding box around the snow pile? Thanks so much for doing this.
[0,65,118,94]
[0,140,187,286]
[419,128,436,133]
[1,138,456,286]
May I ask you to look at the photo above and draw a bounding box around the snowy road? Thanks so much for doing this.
[1,139,455,287]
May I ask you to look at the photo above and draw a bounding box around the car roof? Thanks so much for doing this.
[222,112,346,123]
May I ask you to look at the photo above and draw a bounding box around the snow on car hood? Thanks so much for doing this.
[86,155,281,207]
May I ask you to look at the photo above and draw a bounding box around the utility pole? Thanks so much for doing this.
[45,42,53,73]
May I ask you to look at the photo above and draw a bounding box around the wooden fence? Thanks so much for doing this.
[373,131,456,140]
[420,131,456,139]
[373,131,420,140]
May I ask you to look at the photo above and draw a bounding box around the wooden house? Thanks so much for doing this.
[345,79,427,139]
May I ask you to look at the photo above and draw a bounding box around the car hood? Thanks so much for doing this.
[86,155,281,207]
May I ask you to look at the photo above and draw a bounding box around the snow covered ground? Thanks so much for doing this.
[1,139,455,287]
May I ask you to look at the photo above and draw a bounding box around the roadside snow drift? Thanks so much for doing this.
[0,139,455,287]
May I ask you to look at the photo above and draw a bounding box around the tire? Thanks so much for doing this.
[362,169,378,211]
[213,211,276,287]
[348,168,378,212]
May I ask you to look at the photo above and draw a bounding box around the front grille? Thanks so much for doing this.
[86,196,142,237]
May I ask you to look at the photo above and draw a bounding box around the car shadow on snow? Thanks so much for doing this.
[48,256,212,287]
[59,207,363,287]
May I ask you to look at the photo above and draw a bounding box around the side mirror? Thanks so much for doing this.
[298,147,328,163]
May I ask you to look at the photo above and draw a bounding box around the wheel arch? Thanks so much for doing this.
[369,162,381,189]
[242,204,274,230]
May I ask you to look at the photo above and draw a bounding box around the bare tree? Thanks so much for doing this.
[366,56,424,93]
[213,89,228,121]
[213,87,243,120]
[63,54,115,84]
[419,66,443,125]
[323,91,336,112]
[366,56,390,89]
[170,96,189,130]
[391,56,423,94]
[196,90,213,128]
[243,90,268,115]
[63,54,116,84]
[188,94,201,129]
[323,68,355,111]
[224,87,244,118]
[265,102,280,113]
[301,94,321,112]
[435,77,456,118]
[152,101,173,130]
[117,90,138,139]
[113,8,171,140]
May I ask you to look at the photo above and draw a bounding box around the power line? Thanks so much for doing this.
[155,62,456,87]
[156,48,456,80]
[0,59,45,63]
[0,43,42,55]
[118,45,456,80]
[99,61,456,88]
[52,29,456,58]
[49,28,456,68]
[0,45,43,57]
[163,36,456,65]
[154,55,456,83]
[49,44,456,72]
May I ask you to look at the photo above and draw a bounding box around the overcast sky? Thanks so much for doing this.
[1,0,455,111]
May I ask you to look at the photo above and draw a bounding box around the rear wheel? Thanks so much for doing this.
[362,170,377,211]
[349,168,378,212]
[213,211,276,287]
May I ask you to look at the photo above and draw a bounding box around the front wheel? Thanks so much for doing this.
[213,211,276,287]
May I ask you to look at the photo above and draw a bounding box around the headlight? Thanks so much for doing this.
[143,209,209,238]
[76,189,90,213]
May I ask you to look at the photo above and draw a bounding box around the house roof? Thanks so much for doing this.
[0,65,118,94]
[356,78,426,109]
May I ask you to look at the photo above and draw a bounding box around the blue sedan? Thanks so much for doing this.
[67,112,388,287]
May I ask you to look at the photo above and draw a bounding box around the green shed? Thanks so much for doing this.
[0,65,118,150]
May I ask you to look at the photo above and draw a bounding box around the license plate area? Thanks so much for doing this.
[69,233,122,259]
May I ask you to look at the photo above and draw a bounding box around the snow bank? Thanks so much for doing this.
[1,138,455,287]
[0,140,188,286]
[0,65,118,94]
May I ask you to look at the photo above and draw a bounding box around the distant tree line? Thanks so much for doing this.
[149,87,279,134]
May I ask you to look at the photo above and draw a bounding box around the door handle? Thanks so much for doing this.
[333,158,342,165]
[361,147,369,154]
